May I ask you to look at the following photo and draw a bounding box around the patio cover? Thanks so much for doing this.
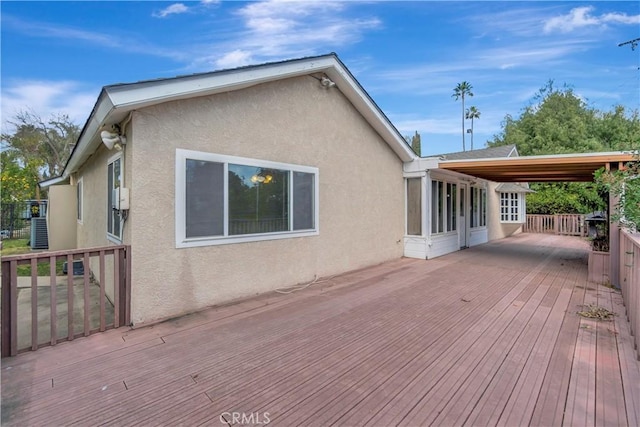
[438,151,636,182]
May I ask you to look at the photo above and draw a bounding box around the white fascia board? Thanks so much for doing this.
[430,167,489,183]
[105,57,339,110]
[39,175,69,188]
[64,92,115,175]
[404,157,440,173]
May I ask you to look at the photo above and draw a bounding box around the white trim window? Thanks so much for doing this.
[107,155,122,241]
[470,187,487,228]
[500,192,524,223]
[431,179,456,234]
[175,149,319,248]
[77,177,83,224]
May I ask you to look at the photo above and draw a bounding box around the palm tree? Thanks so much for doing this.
[465,106,481,150]
[452,81,474,151]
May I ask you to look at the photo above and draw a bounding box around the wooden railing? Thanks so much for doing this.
[524,214,586,236]
[1,245,130,357]
[618,230,640,360]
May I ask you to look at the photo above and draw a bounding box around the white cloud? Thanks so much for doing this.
[190,0,380,69]
[1,80,97,131]
[2,15,186,61]
[543,6,640,33]
[153,3,189,19]
[602,12,640,25]
[215,50,254,68]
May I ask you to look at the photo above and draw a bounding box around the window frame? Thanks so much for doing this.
[430,178,457,235]
[470,186,487,228]
[175,149,319,248]
[500,192,524,223]
[77,177,83,224]
[106,154,123,243]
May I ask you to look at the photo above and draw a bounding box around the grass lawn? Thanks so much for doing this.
[1,239,64,276]
[1,238,31,256]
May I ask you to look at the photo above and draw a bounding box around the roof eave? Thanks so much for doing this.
[60,54,416,178]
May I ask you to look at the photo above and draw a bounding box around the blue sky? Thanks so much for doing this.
[2,1,639,155]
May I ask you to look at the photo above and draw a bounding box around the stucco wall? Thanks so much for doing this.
[127,75,405,324]
[75,138,133,303]
[487,182,523,241]
[47,185,77,250]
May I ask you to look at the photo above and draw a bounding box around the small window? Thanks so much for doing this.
[107,156,122,241]
[500,192,524,223]
[77,177,83,223]
[446,183,456,232]
[176,150,319,248]
[431,179,456,234]
[471,187,486,228]
[406,178,422,236]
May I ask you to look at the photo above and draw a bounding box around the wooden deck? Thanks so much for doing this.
[2,233,639,426]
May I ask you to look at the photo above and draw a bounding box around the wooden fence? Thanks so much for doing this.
[618,230,640,360]
[524,214,586,237]
[1,245,130,357]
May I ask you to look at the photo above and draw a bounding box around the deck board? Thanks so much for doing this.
[2,233,640,426]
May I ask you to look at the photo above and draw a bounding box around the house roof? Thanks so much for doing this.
[495,183,534,193]
[439,151,636,182]
[436,144,518,160]
[43,53,416,186]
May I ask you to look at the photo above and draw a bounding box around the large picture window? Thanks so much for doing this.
[107,156,122,241]
[176,150,319,247]
[500,192,524,223]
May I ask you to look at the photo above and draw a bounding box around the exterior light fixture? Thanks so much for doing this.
[101,124,126,150]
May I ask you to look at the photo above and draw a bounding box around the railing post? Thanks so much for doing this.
[1,261,13,357]
[610,192,621,287]
[124,246,131,326]
[117,247,128,326]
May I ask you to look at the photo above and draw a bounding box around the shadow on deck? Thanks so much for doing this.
[2,233,639,426]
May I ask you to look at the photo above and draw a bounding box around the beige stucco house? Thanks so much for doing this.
[42,54,525,325]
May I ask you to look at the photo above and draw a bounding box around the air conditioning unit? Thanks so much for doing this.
[30,217,49,250]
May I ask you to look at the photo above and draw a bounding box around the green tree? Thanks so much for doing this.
[1,110,80,180]
[0,150,40,204]
[465,106,481,150]
[489,81,640,215]
[405,131,422,156]
[452,81,473,152]
[596,161,640,232]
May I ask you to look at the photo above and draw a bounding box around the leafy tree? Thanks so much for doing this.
[525,182,605,214]
[488,81,640,215]
[452,81,473,152]
[465,106,480,150]
[1,110,80,181]
[0,150,40,204]
[405,131,421,156]
[595,161,640,232]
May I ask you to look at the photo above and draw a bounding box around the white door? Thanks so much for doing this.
[459,184,468,248]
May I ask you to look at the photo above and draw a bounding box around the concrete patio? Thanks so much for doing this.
[2,233,639,426]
